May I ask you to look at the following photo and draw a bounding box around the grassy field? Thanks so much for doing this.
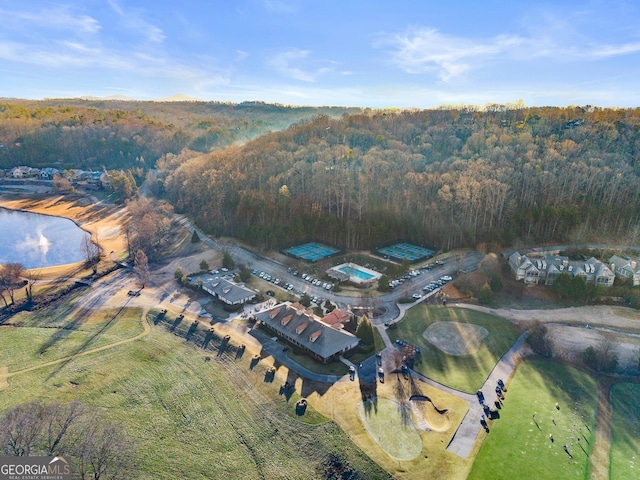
[0,308,390,479]
[468,360,598,480]
[387,305,520,392]
[610,382,640,479]
[0,304,144,371]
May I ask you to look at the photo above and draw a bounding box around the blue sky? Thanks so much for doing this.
[1,0,639,107]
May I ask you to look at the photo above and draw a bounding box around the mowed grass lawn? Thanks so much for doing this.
[0,315,390,480]
[0,307,144,371]
[469,360,598,480]
[387,305,520,392]
[610,383,640,479]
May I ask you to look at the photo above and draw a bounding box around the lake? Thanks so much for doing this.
[0,208,91,269]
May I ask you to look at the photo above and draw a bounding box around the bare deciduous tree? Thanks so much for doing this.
[43,400,87,456]
[0,401,44,456]
[0,401,135,480]
[24,269,41,304]
[133,249,149,287]
[81,235,101,274]
[75,421,133,480]
[0,263,25,305]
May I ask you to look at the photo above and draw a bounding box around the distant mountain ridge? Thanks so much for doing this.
[76,93,203,102]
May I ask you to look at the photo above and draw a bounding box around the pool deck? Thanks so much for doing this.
[327,262,381,285]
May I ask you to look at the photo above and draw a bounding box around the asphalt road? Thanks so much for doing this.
[173,213,482,329]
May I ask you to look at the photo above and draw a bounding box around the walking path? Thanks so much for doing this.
[0,305,151,384]
[445,331,529,457]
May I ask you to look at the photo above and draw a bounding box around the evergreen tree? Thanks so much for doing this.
[355,315,374,345]
[478,283,493,305]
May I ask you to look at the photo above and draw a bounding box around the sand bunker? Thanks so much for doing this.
[357,397,423,461]
[408,395,451,432]
[424,321,488,356]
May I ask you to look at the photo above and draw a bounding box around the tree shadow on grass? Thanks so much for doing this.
[279,370,299,401]
[44,300,130,381]
[360,373,378,417]
[235,343,246,360]
[264,367,276,383]
[37,317,83,355]
[153,310,167,325]
[202,329,217,350]
[217,335,231,357]
[249,355,260,370]
[186,320,199,340]
[170,314,184,331]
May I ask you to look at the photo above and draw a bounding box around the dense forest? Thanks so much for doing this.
[0,99,360,170]
[1,99,639,251]
[161,106,640,250]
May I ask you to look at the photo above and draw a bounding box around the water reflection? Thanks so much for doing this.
[0,208,90,269]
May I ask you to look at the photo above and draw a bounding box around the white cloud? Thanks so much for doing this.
[106,0,166,43]
[380,28,524,81]
[268,49,333,82]
[380,25,640,81]
[582,41,640,59]
[0,6,100,33]
[235,50,249,61]
[106,0,124,17]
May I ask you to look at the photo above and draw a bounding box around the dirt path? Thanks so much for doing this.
[456,304,640,331]
[589,379,613,480]
[0,306,151,383]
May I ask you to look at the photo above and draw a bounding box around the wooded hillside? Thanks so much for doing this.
[162,106,640,250]
[0,99,360,170]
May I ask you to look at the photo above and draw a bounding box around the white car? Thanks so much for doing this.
[441,275,452,281]
[412,293,422,299]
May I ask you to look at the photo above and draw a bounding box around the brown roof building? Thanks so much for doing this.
[254,302,360,364]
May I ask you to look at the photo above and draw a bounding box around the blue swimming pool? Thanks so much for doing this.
[338,265,375,280]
